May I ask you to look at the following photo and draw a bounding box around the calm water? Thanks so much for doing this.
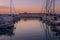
[0,19,59,40]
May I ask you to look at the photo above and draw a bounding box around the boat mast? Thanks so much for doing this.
[52,0,55,14]
[45,0,55,14]
[10,0,12,14]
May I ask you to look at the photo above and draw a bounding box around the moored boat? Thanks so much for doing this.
[0,23,14,29]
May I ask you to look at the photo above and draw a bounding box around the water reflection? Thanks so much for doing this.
[14,19,60,40]
[0,29,14,36]
[14,19,46,40]
[46,22,60,40]
[0,28,14,40]
[0,19,60,40]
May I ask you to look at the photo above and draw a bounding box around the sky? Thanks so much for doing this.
[0,0,60,14]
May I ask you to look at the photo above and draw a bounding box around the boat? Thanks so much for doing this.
[0,16,14,29]
[0,22,14,29]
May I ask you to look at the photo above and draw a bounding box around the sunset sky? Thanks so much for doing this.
[0,0,60,14]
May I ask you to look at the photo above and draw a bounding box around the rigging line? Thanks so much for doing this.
[41,1,50,38]
[45,0,49,40]
[45,0,49,13]
[44,0,53,40]
[47,0,51,13]
[44,0,49,13]
[41,0,50,40]
[48,0,55,14]
[12,0,17,14]
[49,0,54,13]
[46,0,52,40]
[10,0,12,14]
[13,4,17,14]
[52,0,55,13]
[41,0,45,13]
[10,0,17,14]
[49,0,56,40]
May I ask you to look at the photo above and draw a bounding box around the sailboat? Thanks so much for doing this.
[0,0,14,29]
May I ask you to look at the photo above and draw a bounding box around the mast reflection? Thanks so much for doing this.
[0,28,14,36]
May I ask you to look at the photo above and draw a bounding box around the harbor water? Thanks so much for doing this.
[0,19,59,40]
